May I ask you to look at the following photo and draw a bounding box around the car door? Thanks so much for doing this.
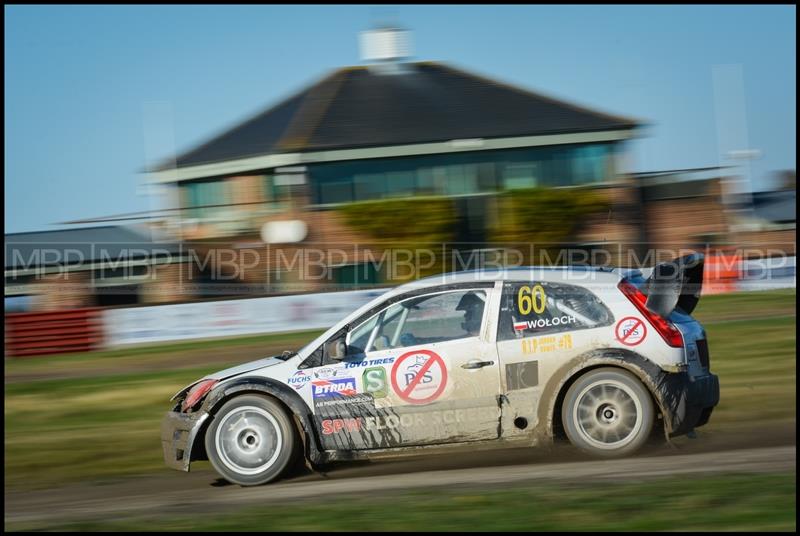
[313,285,503,451]
[494,279,616,439]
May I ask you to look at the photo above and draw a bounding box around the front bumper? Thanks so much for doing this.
[657,372,720,437]
[161,410,209,471]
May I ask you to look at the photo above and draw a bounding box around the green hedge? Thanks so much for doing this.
[489,187,611,244]
[335,196,459,244]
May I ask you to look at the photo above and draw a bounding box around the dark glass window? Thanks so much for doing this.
[354,173,386,200]
[572,145,609,184]
[265,174,295,206]
[497,281,613,341]
[307,143,614,205]
[182,179,230,219]
[320,181,354,204]
[476,162,498,191]
[347,290,487,353]
[386,170,416,198]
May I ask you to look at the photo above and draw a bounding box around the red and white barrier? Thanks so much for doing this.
[4,308,104,357]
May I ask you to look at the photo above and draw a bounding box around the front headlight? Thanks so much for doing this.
[180,379,219,413]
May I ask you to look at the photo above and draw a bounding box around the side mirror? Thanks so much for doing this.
[325,338,347,361]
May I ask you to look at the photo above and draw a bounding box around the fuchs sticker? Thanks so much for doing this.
[312,378,357,399]
[616,317,647,346]
[514,315,577,331]
[287,370,312,390]
[390,350,447,405]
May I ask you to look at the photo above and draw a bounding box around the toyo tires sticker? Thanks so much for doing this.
[615,317,647,346]
[390,349,447,405]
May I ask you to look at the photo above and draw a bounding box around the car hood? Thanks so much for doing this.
[205,355,285,381]
[171,355,288,402]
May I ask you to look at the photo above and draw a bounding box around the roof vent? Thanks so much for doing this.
[359,27,413,74]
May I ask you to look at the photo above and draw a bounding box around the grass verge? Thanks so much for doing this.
[7,472,796,531]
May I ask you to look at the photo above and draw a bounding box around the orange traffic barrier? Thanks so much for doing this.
[703,253,742,295]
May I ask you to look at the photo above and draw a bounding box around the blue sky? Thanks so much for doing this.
[5,5,796,233]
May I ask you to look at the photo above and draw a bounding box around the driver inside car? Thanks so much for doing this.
[457,291,485,336]
[398,291,485,347]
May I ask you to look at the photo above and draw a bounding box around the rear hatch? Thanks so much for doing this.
[624,254,712,377]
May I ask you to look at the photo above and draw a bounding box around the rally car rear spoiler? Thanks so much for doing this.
[644,253,705,317]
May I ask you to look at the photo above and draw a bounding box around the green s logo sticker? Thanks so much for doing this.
[363,367,388,399]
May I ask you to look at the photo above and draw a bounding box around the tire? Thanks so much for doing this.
[562,367,654,458]
[205,394,298,486]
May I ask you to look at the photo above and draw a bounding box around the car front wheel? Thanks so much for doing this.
[205,394,297,486]
[562,367,654,457]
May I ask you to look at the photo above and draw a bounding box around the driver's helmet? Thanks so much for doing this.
[456,292,485,335]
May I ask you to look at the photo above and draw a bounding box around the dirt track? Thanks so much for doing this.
[5,424,795,527]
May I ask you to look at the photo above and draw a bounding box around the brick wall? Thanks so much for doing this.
[642,180,730,252]
[29,271,95,312]
[574,183,643,266]
[139,262,199,304]
[185,207,380,292]
[732,228,796,257]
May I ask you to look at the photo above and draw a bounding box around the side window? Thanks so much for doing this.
[299,344,323,369]
[347,290,487,353]
[300,326,349,368]
[497,282,613,341]
[347,315,378,355]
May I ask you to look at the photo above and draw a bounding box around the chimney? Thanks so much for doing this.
[359,27,413,74]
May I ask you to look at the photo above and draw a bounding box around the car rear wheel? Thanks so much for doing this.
[205,394,297,486]
[562,368,654,457]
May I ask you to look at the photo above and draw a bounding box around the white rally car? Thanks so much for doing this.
[162,255,719,486]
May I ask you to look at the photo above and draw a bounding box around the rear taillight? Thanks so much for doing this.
[618,280,684,348]
[181,379,218,412]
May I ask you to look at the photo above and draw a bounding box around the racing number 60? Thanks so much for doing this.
[518,284,546,315]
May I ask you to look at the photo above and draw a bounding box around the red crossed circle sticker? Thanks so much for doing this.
[390,349,448,404]
[615,316,647,346]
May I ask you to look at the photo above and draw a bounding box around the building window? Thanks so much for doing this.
[416,167,436,195]
[572,144,610,185]
[320,180,354,204]
[354,173,386,200]
[265,174,298,208]
[386,170,416,198]
[548,147,574,187]
[307,143,615,205]
[476,162,498,192]
[502,162,540,190]
[183,179,231,220]
[443,164,480,196]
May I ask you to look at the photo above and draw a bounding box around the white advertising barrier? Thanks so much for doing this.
[738,256,796,292]
[103,257,796,348]
[104,288,390,347]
